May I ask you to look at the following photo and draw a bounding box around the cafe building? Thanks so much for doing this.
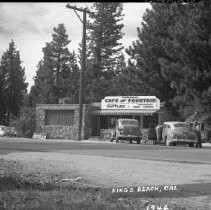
[35,96,176,140]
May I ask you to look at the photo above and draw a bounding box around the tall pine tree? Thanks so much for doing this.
[159,2,211,116]
[111,59,146,96]
[0,65,4,124]
[0,40,28,124]
[84,2,125,102]
[63,51,80,103]
[30,24,79,104]
[127,2,211,119]
[126,4,180,114]
[88,3,124,70]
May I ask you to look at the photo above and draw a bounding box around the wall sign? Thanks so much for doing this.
[101,96,160,110]
[32,132,47,140]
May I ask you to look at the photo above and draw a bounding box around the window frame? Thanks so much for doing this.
[45,109,75,126]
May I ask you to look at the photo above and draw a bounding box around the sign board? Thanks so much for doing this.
[32,132,47,140]
[101,96,160,110]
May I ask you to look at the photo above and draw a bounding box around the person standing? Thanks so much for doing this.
[195,123,202,148]
[156,125,163,142]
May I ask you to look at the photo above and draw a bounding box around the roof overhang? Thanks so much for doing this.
[90,109,159,115]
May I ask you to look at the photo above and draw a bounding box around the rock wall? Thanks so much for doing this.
[35,104,92,140]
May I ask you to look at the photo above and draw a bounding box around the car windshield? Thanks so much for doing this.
[121,121,138,126]
[174,123,189,128]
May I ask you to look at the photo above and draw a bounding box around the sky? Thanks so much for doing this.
[0,3,151,92]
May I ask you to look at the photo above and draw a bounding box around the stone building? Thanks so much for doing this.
[35,96,178,140]
[35,104,98,140]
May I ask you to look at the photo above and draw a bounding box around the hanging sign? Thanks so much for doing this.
[101,96,160,110]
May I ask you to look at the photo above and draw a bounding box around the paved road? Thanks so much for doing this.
[0,137,210,164]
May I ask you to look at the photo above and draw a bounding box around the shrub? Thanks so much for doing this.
[11,107,36,138]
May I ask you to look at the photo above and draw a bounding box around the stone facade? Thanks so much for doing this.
[36,104,93,140]
[35,102,178,141]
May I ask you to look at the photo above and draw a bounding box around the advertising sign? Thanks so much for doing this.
[101,96,160,110]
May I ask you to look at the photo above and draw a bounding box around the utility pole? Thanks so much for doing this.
[66,4,93,141]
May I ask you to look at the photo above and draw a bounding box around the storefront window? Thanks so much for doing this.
[45,110,75,126]
[122,120,138,126]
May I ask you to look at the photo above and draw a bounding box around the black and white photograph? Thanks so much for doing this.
[0,2,211,210]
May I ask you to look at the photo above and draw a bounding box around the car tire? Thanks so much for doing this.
[189,143,194,147]
[169,142,175,146]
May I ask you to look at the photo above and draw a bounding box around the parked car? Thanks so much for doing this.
[111,119,142,144]
[0,125,17,137]
[161,121,197,147]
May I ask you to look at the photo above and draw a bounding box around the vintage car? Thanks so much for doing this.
[112,119,142,144]
[161,121,197,147]
[0,125,16,137]
[0,125,7,137]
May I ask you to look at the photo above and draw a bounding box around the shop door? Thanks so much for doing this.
[90,115,100,136]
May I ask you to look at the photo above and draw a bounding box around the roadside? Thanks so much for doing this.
[0,151,211,209]
[1,136,211,147]
[1,152,211,187]
[0,136,114,144]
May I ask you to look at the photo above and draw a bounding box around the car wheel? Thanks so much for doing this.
[189,143,194,147]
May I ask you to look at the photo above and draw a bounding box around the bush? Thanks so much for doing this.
[11,107,36,138]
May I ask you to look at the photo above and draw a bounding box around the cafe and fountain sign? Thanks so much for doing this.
[101,96,160,110]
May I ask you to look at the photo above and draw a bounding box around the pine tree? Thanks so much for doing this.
[0,65,4,124]
[84,63,103,103]
[159,2,211,116]
[30,24,79,104]
[126,4,180,112]
[112,59,146,96]
[30,58,55,104]
[50,24,71,99]
[84,2,124,101]
[0,40,28,123]
[65,51,80,103]
[108,53,128,96]
[127,2,211,118]
[88,3,124,70]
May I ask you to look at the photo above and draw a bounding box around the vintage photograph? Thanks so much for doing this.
[0,2,210,210]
